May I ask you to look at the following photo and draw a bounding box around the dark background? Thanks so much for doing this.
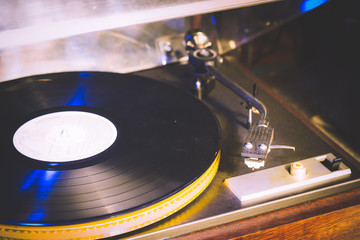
[239,0,360,160]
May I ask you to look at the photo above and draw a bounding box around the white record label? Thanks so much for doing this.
[13,111,117,163]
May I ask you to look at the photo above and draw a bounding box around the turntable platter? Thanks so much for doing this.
[0,72,221,239]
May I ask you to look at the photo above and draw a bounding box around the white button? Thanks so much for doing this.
[290,162,307,177]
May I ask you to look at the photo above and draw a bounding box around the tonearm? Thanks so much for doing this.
[185,30,294,169]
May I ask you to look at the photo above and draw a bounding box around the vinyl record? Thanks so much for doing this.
[0,72,221,239]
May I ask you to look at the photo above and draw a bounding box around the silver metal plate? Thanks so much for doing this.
[225,153,352,206]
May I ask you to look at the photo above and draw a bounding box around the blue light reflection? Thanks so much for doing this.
[211,15,216,24]
[12,222,49,227]
[67,72,91,106]
[67,87,87,106]
[300,0,328,13]
[21,170,61,222]
[79,72,91,77]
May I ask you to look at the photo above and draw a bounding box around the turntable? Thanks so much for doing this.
[1,0,359,239]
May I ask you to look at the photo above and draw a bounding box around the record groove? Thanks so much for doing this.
[0,72,221,238]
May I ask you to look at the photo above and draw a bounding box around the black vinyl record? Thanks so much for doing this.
[0,72,221,226]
